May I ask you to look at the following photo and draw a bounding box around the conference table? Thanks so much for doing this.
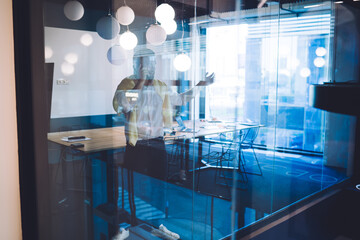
[48,122,257,176]
[47,121,259,238]
[47,122,256,152]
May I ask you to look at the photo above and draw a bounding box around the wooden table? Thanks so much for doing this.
[48,123,257,184]
[47,123,259,238]
[47,122,255,151]
[48,126,127,153]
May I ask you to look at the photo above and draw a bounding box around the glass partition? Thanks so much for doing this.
[36,0,357,239]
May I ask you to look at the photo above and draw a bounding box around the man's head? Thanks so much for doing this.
[133,48,156,80]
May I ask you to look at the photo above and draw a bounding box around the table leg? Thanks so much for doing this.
[198,136,204,168]
[104,151,118,237]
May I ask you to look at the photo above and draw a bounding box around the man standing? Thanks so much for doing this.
[113,48,214,225]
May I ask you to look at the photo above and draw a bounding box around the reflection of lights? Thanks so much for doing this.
[161,20,177,35]
[116,6,135,25]
[65,53,78,64]
[304,4,323,8]
[279,46,290,56]
[239,24,248,37]
[300,67,311,77]
[155,3,175,23]
[45,46,53,59]
[335,1,343,3]
[314,57,326,67]
[61,62,75,76]
[119,31,138,50]
[64,1,84,21]
[290,58,300,69]
[315,47,327,57]
[146,24,167,46]
[80,34,93,46]
[173,53,191,72]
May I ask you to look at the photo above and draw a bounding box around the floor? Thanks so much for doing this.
[48,143,348,240]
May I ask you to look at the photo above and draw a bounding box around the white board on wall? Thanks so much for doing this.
[45,26,190,119]
[45,27,133,119]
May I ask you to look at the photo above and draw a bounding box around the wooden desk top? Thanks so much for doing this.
[48,126,127,153]
[48,123,258,153]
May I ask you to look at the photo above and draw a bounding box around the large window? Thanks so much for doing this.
[206,13,332,152]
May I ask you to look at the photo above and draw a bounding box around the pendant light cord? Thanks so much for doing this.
[181,0,185,52]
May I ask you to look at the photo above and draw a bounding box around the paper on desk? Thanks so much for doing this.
[61,137,91,142]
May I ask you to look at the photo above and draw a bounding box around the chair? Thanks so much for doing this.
[240,126,262,176]
[165,135,187,181]
[201,131,249,185]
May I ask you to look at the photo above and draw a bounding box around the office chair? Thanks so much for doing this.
[240,126,263,176]
[201,131,249,186]
[165,135,187,182]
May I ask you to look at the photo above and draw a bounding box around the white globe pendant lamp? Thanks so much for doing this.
[116,6,135,25]
[96,14,120,40]
[161,20,177,35]
[64,1,84,21]
[146,24,167,46]
[174,53,191,72]
[119,31,138,50]
[107,45,127,65]
[155,3,175,24]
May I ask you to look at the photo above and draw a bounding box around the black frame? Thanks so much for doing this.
[12,0,360,239]
[13,0,51,239]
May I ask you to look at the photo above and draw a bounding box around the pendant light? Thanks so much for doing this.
[146,24,167,46]
[161,19,177,35]
[117,1,137,50]
[120,29,138,50]
[96,14,120,40]
[116,5,135,26]
[155,3,175,24]
[107,44,127,65]
[173,2,191,72]
[64,1,84,21]
[174,53,191,72]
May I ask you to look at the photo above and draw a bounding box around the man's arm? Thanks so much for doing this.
[169,72,215,106]
[195,72,215,87]
[112,78,138,114]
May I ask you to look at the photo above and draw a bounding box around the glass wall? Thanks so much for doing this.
[31,0,358,239]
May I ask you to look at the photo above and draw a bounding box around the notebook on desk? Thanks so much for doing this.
[175,116,199,133]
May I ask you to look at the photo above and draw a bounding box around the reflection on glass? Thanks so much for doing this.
[300,67,311,77]
[80,33,93,46]
[41,1,356,240]
[44,46,53,59]
[61,62,75,75]
[64,53,78,64]
[316,46,327,57]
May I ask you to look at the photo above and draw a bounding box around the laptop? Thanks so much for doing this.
[175,116,199,133]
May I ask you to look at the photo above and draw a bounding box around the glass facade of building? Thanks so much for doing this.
[15,0,359,239]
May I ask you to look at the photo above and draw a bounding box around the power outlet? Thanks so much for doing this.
[56,79,69,85]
